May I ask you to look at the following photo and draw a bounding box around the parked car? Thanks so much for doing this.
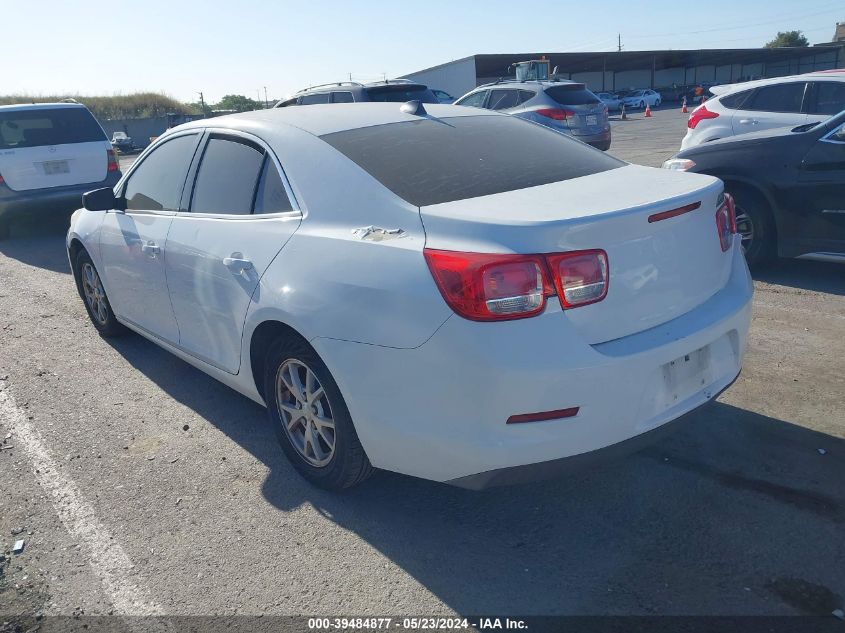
[68,103,751,491]
[620,89,662,109]
[455,80,611,150]
[111,131,137,154]
[275,80,438,107]
[665,110,845,266]
[680,70,845,150]
[0,102,120,239]
[596,92,622,111]
[432,89,456,104]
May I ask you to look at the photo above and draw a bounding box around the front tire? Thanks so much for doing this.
[264,336,373,491]
[728,186,776,267]
[73,249,127,337]
[639,100,645,109]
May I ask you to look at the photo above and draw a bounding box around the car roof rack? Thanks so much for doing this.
[294,81,365,95]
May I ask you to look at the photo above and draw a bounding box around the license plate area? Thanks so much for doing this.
[42,160,69,175]
[661,345,712,406]
[586,114,598,126]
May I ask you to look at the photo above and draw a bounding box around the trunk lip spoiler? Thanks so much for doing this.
[647,201,702,223]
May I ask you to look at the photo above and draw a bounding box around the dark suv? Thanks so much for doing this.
[275,80,438,108]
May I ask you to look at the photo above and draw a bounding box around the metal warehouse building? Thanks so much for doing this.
[402,45,845,99]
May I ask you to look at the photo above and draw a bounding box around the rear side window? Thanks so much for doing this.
[299,93,330,105]
[332,92,354,103]
[718,89,753,110]
[125,134,198,212]
[365,85,438,104]
[810,82,845,115]
[488,90,520,110]
[191,136,264,215]
[0,107,106,149]
[545,85,600,106]
[254,159,294,214]
[321,115,624,207]
[518,90,537,103]
[745,83,806,113]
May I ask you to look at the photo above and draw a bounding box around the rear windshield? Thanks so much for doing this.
[321,115,623,207]
[365,85,438,104]
[545,85,601,105]
[0,107,106,149]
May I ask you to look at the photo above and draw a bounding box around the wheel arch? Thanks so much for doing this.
[703,173,781,246]
[248,319,311,402]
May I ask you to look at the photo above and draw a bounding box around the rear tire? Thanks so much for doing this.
[264,335,373,491]
[727,186,776,268]
[73,249,127,337]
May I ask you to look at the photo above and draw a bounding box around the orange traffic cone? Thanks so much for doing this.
[681,97,688,113]
[621,104,627,120]
[645,104,652,117]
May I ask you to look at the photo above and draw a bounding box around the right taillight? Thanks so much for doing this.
[536,108,575,121]
[715,193,737,252]
[688,104,719,129]
[424,248,609,321]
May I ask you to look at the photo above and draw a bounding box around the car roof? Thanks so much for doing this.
[474,79,581,90]
[172,102,500,138]
[294,80,427,96]
[711,69,845,95]
[0,102,88,112]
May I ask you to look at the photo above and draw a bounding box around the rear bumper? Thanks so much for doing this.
[0,172,121,222]
[312,240,753,485]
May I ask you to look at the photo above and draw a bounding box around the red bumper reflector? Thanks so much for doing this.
[647,201,701,223]
[507,407,580,424]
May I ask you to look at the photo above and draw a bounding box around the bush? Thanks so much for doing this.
[0,93,201,119]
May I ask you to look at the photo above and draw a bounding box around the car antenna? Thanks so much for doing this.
[400,100,427,116]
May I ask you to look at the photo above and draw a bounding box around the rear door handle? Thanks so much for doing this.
[223,254,254,277]
[140,241,161,257]
[739,119,759,125]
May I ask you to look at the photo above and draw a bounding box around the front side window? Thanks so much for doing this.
[299,93,331,105]
[124,134,198,211]
[745,82,806,113]
[487,90,520,111]
[456,91,488,108]
[321,115,624,207]
[191,136,264,215]
[811,82,845,115]
[828,124,845,142]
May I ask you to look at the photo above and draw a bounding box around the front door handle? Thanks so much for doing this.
[739,118,759,125]
[223,254,254,277]
[140,241,161,257]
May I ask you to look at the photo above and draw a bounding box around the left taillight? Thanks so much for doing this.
[715,193,737,252]
[536,108,575,121]
[107,149,119,172]
[424,248,609,321]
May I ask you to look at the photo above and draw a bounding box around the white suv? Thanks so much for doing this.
[0,102,120,239]
[681,70,845,150]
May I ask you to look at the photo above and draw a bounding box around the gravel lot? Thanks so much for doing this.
[1,108,843,623]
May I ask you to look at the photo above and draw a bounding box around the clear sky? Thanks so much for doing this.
[5,0,843,103]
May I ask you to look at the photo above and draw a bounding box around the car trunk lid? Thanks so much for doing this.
[420,164,731,344]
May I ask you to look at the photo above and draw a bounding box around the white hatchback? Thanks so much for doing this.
[681,70,845,150]
[67,103,753,490]
[0,102,120,239]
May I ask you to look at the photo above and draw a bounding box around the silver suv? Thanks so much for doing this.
[275,80,438,108]
[455,80,611,150]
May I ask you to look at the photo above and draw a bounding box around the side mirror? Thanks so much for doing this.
[82,187,124,212]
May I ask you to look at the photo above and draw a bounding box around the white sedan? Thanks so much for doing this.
[68,102,752,490]
[621,89,662,109]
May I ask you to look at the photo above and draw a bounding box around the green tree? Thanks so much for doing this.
[214,94,261,112]
[764,30,809,48]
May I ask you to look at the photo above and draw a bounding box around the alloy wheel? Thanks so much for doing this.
[275,359,336,467]
[734,206,755,254]
[81,262,108,325]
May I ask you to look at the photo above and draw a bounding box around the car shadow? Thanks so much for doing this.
[0,215,72,275]
[106,333,845,616]
[753,259,845,297]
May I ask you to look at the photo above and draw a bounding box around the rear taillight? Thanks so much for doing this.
[547,250,609,308]
[687,104,719,129]
[424,248,609,321]
[0,172,4,186]
[715,193,737,252]
[107,149,119,172]
[536,108,575,121]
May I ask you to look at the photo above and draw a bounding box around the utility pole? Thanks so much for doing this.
[197,91,206,116]
[264,86,268,109]
[617,33,622,52]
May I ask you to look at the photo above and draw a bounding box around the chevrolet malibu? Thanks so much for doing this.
[67,103,752,490]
